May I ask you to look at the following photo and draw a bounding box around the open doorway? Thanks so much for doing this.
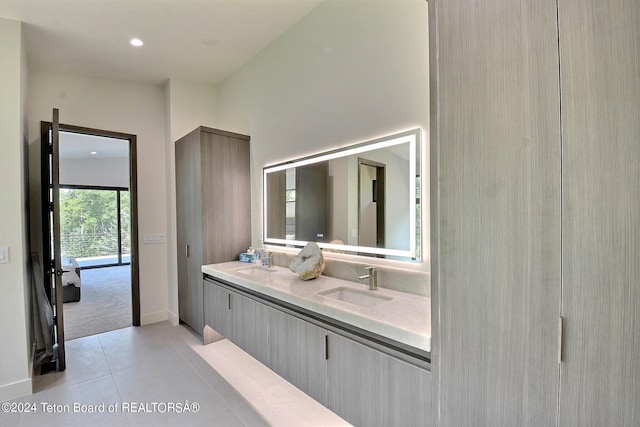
[58,185,132,340]
[41,123,140,344]
[358,158,386,250]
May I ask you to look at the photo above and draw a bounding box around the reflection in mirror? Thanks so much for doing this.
[264,129,421,261]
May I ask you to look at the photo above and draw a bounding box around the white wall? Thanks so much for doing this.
[164,79,217,324]
[214,0,430,271]
[28,72,170,326]
[0,17,32,402]
[165,79,217,142]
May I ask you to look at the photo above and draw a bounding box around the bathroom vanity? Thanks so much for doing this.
[202,261,432,426]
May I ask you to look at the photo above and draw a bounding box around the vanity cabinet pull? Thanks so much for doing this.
[227,293,231,310]
[558,316,564,364]
[324,334,329,360]
[185,244,190,258]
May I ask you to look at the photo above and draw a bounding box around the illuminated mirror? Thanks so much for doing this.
[263,129,421,261]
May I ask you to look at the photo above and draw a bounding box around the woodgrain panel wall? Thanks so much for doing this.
[559,1,640,425]
[431,1,562,425]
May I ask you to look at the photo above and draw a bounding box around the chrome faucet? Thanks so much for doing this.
[358,266,378,290]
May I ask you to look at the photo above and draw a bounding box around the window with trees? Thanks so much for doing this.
[59,185,130,267]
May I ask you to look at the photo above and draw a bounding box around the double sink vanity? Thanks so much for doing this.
[201,260,432,427]
[202,261,430,354]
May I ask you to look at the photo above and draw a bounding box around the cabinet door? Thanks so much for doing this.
[326,332,383,426]
[188,262,204,334]
[175,137,191,326]
[327,332,432,427]
[434,0,562,425]
[175,132,203,331]
[381,354,432,426]
[559,1,640,425]
[200,131,251,265]
[229,292,270,364]
[268,309,328,406]
[203,279,231,339]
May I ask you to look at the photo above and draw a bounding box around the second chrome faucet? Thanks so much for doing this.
[358,266,378,290]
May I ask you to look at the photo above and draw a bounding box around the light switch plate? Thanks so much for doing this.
[143,233,165,244]
[0,246,9,264]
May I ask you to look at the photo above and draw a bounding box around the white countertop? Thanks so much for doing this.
[202,261,431,352]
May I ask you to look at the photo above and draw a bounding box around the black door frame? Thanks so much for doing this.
[357,158,386,249]
[41,122,141,329]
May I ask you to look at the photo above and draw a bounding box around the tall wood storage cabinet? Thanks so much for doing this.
[433,1,562,424]
[558,0,640,424]
[175,126,251,334]
[432,0,640,425]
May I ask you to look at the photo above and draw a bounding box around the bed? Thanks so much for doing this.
[52,256,81,303]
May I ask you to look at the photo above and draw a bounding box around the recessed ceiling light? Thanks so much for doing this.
[90,151,97,155]
[130,38,144,47]
[202,37,217,46]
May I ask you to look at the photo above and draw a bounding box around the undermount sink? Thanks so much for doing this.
[317,286,392,308]
[234,265,277,277]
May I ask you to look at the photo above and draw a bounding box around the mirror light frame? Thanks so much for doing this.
[263,128,422,260]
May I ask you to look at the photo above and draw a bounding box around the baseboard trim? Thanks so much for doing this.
[0,378,32,402]
[140,310,169,326]
[167,310,180,326]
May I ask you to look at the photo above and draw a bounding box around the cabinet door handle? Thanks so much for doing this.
[324,334,329,360]
[558,316,564,364]
[185,244,190,258]
[228,293,231,310]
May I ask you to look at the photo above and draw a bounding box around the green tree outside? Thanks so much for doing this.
[60,188,129,259]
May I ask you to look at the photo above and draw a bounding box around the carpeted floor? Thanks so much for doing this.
[63,265,132,341]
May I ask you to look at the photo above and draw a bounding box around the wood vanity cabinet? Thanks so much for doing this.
[203,281,270,361]
[267,308,328,406]
[203,277,433,427]
[327,331,384,426]
[230,290,270,363]
[327,332,431,427]
[203,279,232,338]
[175,127,250,334]
[203,278,327,405]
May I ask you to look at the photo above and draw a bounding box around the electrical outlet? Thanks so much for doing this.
[143,233,165,244]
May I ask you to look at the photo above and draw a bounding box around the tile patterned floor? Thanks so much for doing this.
[2,322,349,427]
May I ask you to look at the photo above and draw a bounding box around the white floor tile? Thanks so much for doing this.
[33,335,111,393]
[16,322,346,427]
[20,375,129,427]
